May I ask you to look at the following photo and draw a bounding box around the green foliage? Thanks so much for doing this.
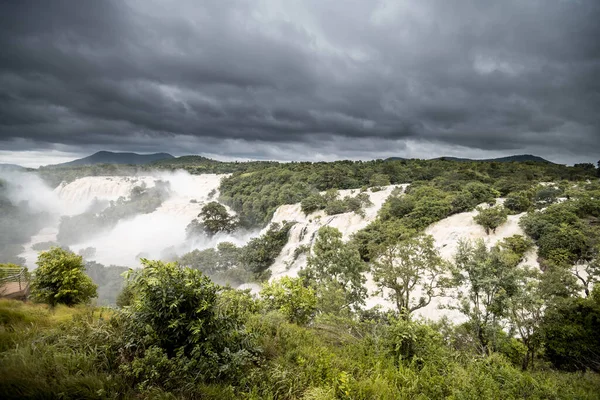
[193,201,238,236]
[384,317,447,364]
[121,259,257,385]
[542,287,600,371]
[451,182,499,213]
[301,190,374,217]
[533,185,563,208]
[301,193,326,214]
[504,191,532,213]
[379,193,414,221]
[520,199,600,281]
[452,240,522,354]
[324,199,347,215]
[473,205,508,234]
[217,158,595,228]
[31,247,97,307]
[241,222,294,277]
[372,234,449,318]
[179,241,241,274]
[498,235,534,260]
[303,226,368,311]
[261,277,317,325]
[369,173,390,188]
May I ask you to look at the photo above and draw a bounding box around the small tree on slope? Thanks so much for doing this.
[31,247,97,307]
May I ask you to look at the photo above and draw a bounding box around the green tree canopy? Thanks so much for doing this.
[261,276,317,325]
[372,234,449,319]
[451,240,522,354]
[303,226,368,312]
[473,205,508,235]
[196,201,237,236]
[121,259,256,382]
[30,247,97,307]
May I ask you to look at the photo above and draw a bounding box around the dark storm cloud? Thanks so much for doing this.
[0,0,599,163]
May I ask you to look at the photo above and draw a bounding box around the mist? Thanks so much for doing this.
[0,169,259,270]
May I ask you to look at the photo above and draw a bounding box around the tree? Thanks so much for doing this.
[30,247,97,307]
[261,277,317,325]
[303,226,368,312]
[542,287,600,371]
[120,260,257,385]
[473,205,508,234]
[507,267,544,370]
[372,234,449,320]
[504,191,532,214]
[241,222,294,277]
[369,173,390,188]
[451,240,521,354]
[572,246,600,297]
[301,193,325,215]
[196,201,237,236]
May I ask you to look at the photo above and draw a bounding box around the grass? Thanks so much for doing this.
[1,300,599,399]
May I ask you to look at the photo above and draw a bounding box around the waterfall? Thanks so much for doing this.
[21,172,231,268]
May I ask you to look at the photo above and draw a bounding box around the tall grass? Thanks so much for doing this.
[1,300,599,399]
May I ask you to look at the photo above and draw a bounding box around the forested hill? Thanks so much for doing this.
[0,163,26,171]
[52,151,174,166]
[437,154,553,163]
[387,154,552,163]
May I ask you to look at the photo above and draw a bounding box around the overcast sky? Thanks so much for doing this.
[1,0,599,167]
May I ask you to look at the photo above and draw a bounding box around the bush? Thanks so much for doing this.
[121,260,257,385]
[241,222,294,276]
[325,199,347,215]
[473,205,508,234]
[261,277,317,325]
[504,191,532,213]
[30,247,97,307]
[542,288,600,371]
[301,194,326,215]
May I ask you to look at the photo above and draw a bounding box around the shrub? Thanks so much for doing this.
[241,222,294,276]
[325,199,347,215]
[504,191,532,213]
[473,205,508,234]
[301,194,326,215]
[261,277,317,325]
[121,260,257,385]
[30,247,97,307]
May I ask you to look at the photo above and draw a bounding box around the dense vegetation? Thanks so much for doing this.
[181,221,294,283]
[1,259,599,398]
[1,158,599,398]
[219,159,597,228]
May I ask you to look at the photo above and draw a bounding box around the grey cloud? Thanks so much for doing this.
[0,0,599,163]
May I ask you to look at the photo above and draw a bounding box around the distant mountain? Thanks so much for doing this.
[150,155,218,166]
[437,154,553,163]
[0,163,26,171]
[53,151,175,166]
[384,154,553,163]
[385,157,407,161]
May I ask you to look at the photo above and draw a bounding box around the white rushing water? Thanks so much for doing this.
[13,172,541,321]
[19,172,242,268]
[264,187,539,322]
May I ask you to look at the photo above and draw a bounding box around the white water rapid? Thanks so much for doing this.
[19,172,248,268]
